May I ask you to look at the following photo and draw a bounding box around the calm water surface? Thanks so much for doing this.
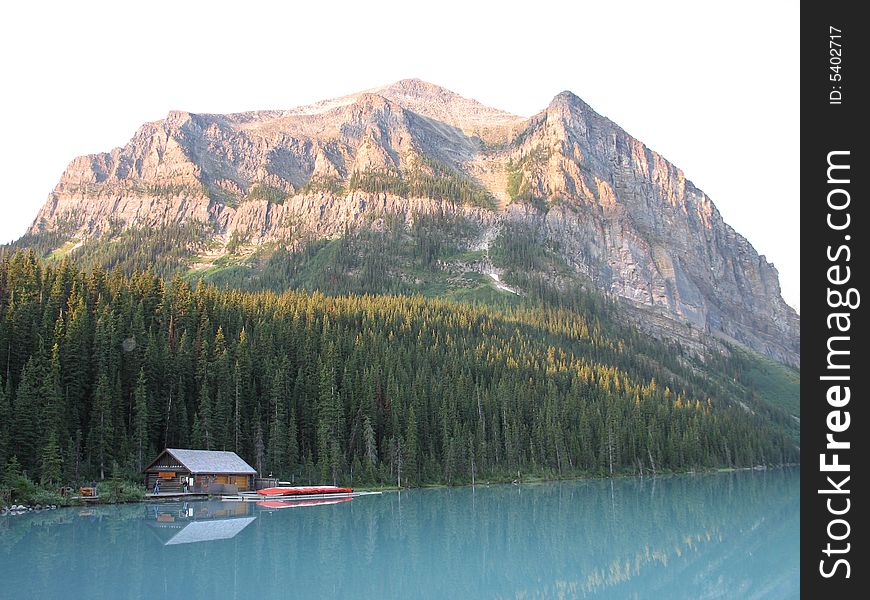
[0,469,798,599]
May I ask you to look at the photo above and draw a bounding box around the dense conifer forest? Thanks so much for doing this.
[0,250,798,489]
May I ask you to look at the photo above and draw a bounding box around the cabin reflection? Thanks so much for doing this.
[144,500,255,545]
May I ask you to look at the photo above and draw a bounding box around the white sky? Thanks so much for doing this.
[0,0,799,312]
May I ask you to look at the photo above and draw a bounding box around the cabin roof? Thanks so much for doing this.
[146,448,256,474]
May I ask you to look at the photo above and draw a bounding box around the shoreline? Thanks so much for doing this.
[1,464,800,514]
[363,463,802,493]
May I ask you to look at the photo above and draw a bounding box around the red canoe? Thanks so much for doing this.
[257,486,353,497]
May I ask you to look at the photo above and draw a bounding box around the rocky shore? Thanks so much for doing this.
[1,504,61,515]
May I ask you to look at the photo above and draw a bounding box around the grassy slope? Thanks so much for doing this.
[728,346,800,418]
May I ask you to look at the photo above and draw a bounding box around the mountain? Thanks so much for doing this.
[23,79,799,367]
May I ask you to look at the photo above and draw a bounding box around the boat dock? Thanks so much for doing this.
[145,492,211,501]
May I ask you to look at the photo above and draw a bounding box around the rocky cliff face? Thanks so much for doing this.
[28,79,800,366]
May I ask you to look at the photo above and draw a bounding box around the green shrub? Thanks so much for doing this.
[348,161,496,209]
[96,480,145,503]
[5,473,65,506]
[246,183,288,204]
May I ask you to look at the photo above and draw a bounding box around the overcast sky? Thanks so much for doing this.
[0,0,799,311]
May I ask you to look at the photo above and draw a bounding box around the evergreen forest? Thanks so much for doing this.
[0,250,798,489]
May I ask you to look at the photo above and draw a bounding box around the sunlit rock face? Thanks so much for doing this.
[29,79,799,367]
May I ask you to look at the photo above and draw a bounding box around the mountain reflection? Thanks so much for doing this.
[0,469,798,599]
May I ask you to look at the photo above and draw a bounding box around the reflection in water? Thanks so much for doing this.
[145,502,256,545]
[256,497,353,510]
[0,469,798,599]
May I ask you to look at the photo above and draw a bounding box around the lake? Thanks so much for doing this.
[0,469,799,599]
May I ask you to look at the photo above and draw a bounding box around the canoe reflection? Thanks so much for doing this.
[256,497,353,510]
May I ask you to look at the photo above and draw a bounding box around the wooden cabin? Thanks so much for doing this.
[144,448,256,494]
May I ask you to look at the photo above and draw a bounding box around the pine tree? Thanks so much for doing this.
[40,431,63,486]
[317,350,343,484]
[255,419,265,477]
[362,414,377,481]
[3,456,23,488]
[287,408,299,475]
[63,292,92,432]
[43,343,65,441]
[12,358,42,475]
[0,380,10,476]
[89,374,114,480]
[133,369,150,471]
[264,366,287,476]
[404,405,419,487]
[191,412,205,449]
[66,430,83,484]
[233,360,242,452]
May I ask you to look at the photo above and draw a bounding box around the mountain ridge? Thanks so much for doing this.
[23,79,800,367]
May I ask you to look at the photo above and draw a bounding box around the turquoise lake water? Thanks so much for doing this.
[0,469,798,599]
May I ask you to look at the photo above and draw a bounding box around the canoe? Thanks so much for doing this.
[256,486,353,497]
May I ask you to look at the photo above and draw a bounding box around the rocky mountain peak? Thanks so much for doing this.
[165,110,193,125]
[25,79,799,367]
[367,78,524,137]
[548,90,589,111]
[374,77,455,98]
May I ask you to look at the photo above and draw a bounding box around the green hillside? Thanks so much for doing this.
[0,250,797,489]
[2,213,800,435]
[719,345,800,418]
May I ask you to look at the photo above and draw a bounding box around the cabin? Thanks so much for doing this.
[144,448,256,494]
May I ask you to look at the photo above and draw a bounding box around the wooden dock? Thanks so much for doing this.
[70,495,102,503]
[145,492,210,501]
